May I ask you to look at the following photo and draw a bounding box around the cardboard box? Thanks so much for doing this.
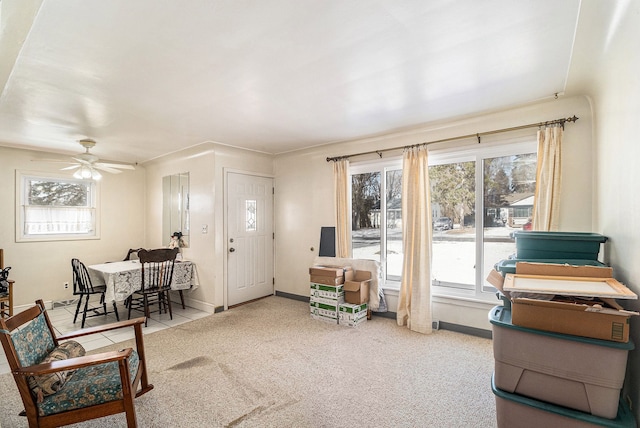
[339,302,368,327]
[487,262,638,342]
[310,283,344,302]
[310,300,339,322]
[510,297,633,342]
[343,271,371,304]
[310,275,344,286]
[310,313,339,324]
[309,265,354,279]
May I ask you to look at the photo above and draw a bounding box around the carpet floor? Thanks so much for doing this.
[0,296,497,427]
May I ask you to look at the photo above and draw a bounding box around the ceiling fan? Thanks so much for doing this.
[35,138,135,180]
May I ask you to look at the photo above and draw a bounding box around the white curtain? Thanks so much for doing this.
[397,145,432,334]
[24,206,94,234]
[333,159,351,258]
[532,125,563,231]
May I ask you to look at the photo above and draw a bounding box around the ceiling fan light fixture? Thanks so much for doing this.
[91,169,102,180]
[73,165,100,180]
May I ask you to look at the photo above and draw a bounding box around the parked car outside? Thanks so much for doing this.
[433,217,453,230]
[522,219,532,230]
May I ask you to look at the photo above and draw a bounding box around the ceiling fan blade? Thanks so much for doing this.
[60,165,81,171]
[95,162,135,170]
[71,157,92,165]
[31,159,77,164]
[93,165,124,174]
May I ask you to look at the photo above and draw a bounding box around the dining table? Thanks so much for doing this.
[87,259,199,303]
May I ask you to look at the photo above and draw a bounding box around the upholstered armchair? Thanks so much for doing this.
[0,299,153,427]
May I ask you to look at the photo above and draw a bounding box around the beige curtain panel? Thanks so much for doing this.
[333,159,351,258]
[532,125,563,231]
[397,146,433,334]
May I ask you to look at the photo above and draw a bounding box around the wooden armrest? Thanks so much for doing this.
[13,348,133,376]
[57,317,146,341]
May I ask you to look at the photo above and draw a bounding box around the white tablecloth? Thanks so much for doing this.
[87,260,199,302]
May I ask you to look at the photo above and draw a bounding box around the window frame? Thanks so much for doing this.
[15,170,101,242]
[348,136,537,303]
[429,139,537,302]
[350,158,402,285]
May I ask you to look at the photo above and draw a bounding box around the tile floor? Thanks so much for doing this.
[0,300,210,374]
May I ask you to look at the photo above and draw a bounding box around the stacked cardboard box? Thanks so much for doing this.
[338,302,368,327]
[343,271,371,304]
[488,262,637,343]
[309,266,352,324]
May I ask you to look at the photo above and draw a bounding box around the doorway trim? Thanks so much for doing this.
[223,168,275,310]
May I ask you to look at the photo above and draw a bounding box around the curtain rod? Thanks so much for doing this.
[326,115,579,162]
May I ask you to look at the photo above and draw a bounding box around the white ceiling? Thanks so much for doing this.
[0,0,588,164]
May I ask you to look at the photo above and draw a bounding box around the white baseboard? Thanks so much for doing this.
[169,294,216,314]
[13,300,54,312]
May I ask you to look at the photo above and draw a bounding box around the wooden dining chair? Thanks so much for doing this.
[0,299,153,427]
[127,248,179,327]
[123,248,144,261]
[71,259,119,328]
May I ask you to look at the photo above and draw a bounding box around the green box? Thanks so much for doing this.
[310,283,344,301]
[310,300,338,319]
[338,302,368,327]
[511,231,607,260]
[339,302,368,315]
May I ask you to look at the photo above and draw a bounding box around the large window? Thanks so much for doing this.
[351,160,402,283]
[350,140,536,299]
[16,171,99,242]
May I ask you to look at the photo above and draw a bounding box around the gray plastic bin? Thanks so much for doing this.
[490,305,633,419]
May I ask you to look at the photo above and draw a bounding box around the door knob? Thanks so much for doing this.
[229,248,235,253]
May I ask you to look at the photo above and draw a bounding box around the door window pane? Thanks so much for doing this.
[429,161,476,288]
[246,200,257,231]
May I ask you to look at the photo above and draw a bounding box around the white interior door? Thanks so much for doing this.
[226,172,274,306]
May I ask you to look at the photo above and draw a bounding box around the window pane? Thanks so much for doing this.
[27,179,89,206]
[246,200,257,231]
[351,172,381,262]
[429,161,476,288]
[386,169,403,280]
[482,153,536,287]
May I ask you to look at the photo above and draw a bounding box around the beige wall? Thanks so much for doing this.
[143,143,273,313]
[577,0,640,419]
[274,95,595,330]
[0,146,145,308]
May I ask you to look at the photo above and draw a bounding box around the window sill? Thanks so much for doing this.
[381,283,499,306]
[16,234,100,243]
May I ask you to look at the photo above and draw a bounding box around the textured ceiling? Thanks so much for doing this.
[0,0,584,164]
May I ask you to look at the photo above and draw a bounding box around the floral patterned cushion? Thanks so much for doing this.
[28,341,86,403]
[37,350,140,417]
[11,312,55,367]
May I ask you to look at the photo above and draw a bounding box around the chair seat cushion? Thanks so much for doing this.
[28,340,86,403]
[37,350,140,416]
